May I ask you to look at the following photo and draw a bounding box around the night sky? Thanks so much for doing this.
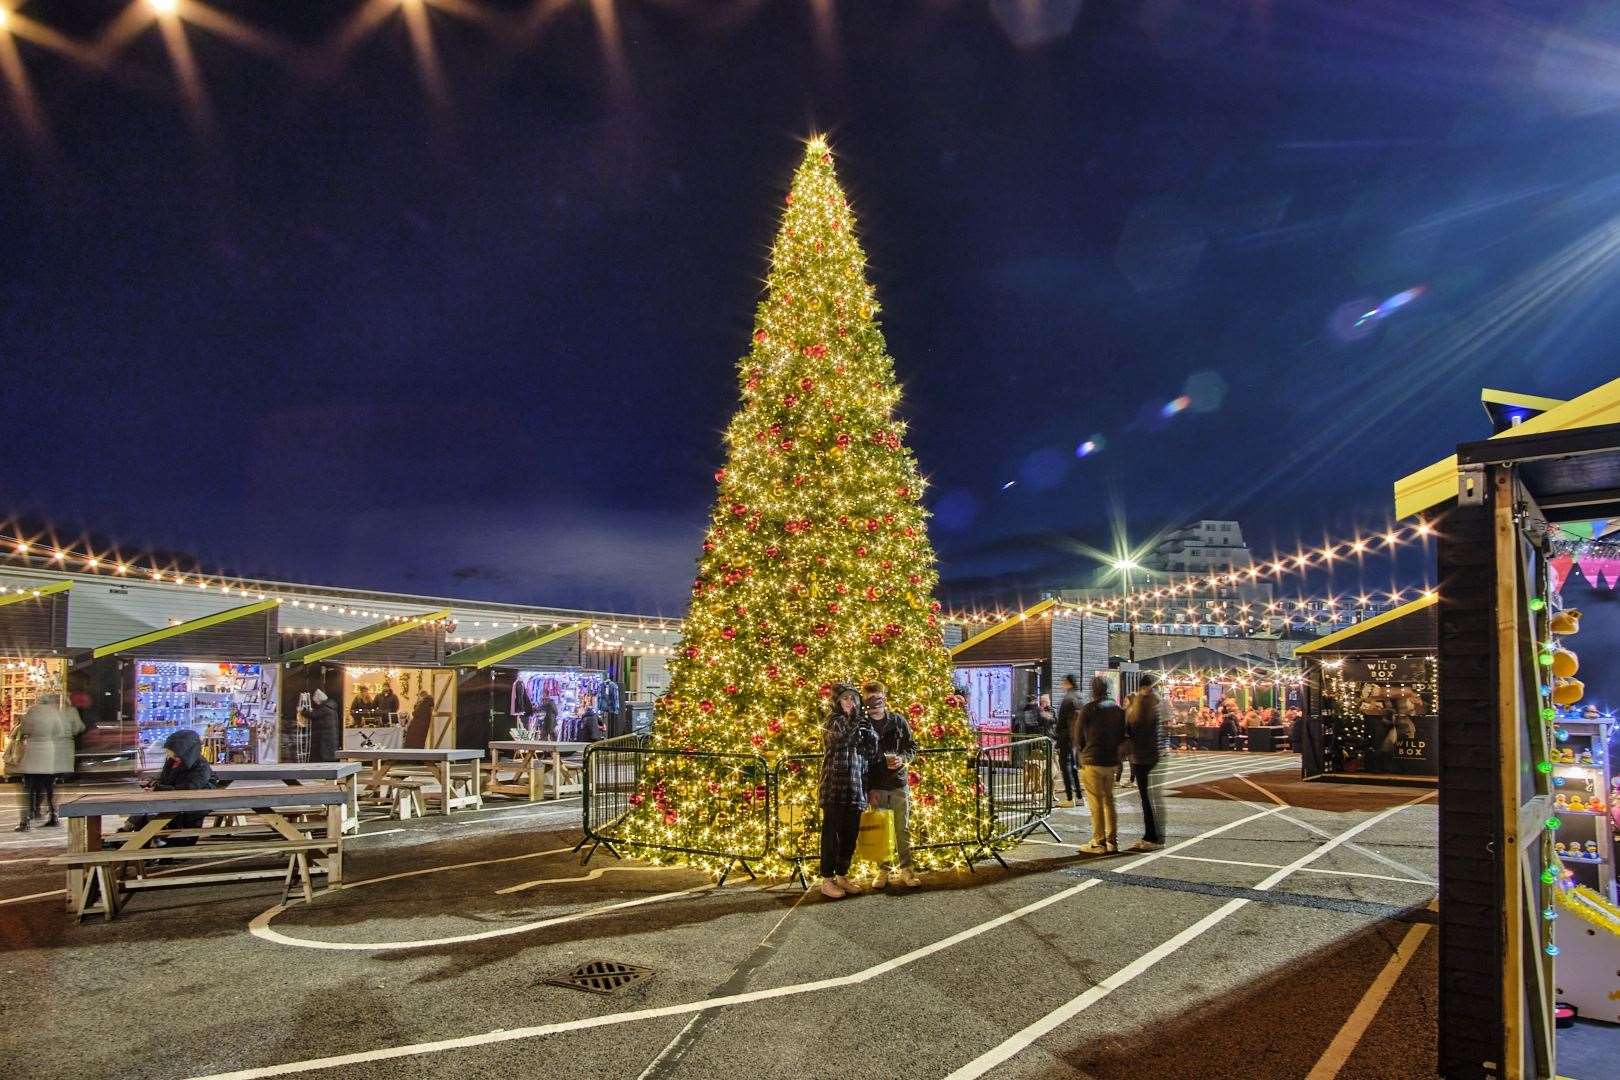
[2,1,1617,615]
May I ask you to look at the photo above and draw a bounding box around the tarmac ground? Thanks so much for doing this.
[0,751,1475,1080]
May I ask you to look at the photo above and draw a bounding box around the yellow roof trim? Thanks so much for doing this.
[1479,387,1566,412]
[949,599,1057,657]
[1293,593,1437,656]
[0,580,72,609]
[92,598,279,658]
[1395,375,1620,519]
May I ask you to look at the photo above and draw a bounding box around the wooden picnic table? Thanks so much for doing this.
[138,762,365,834]
[54,784,346,920]
[340,748,485,816]
[486,740,588,802]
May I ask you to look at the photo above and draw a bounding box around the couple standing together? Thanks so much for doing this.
[1066,671,1168,855]
[817,679,923,898]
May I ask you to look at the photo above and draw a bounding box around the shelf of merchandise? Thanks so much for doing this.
[1550,716,1615,904]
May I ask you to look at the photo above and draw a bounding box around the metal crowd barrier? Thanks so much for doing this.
[578,730,1061,885]
[578,733,772,885]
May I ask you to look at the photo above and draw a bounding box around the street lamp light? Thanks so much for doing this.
[1112,558,1141,661]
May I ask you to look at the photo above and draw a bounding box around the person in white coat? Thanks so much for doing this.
[13,691,83,830]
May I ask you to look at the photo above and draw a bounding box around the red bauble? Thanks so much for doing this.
[908,702,924,717]
[721,627,737,640]
[685,646,701,660]
[783,393,798,408]
[907,770,921,788]
[930,723,946,739]
[826,601,840,614]
[767,718,783,734]
[629,792,643,806]
[818,683,833,697]
[865,587,880,601]
[865,519,880,532]
[897,486,909,498]
[800,377,815,392]
[702,541,715,553]
[904,526,917,538]
[735,605,748,616]
[794,675,807,687]
[753,329,767,344]
[812,623,829,637]
[766,665,780,678]
[793,474,807,487]
[780,438,795,451]
[881,560,892,570]
[769,423,782,436]
[785,193,794,204]
[729,503,746,517]
[724,684,739,696]
[764,545,779,558]
[699,700,715,713]
[835,433,851,448]
[909,574,921,585]
[715,469,727,482]
[871,430,887,444]
[884,623,902,638]
[856,545,867,557]
[792,642,808,656]
[838,515,850,527]
[869,632,885,645]
[883,514,894,524]
[836,583,849,594]
[929,601,942,613]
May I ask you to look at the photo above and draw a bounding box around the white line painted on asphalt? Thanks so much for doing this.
[1304,921,1433,1079]
[195,878,1111,1079]
[1213,780,1438,885]
[1157,854,1434,887]
[0,888,64,905]
[943,897,1251,1079]
[188,799,1332,1078]
[941,789,1435,1078]
[1111,804,1289,873]
[251,878,716,951]
[495,864,666,895]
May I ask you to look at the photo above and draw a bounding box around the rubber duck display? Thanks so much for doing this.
[1552,648,1580,677]
[1551,609,1582,635]
[1584,840,1599,859]
[1554,793,1569,811]
[1556,842,1568,856]
[1553,677,1585,706]
[1569,794,1586,812]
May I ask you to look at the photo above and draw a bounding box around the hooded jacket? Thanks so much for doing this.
[819,683,878,809]
[1075,696,1127,767]
[154,729,214,792]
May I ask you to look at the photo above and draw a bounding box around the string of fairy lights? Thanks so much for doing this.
[0,527,681,650]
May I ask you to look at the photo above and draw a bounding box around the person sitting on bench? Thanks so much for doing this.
[127,730,215,846]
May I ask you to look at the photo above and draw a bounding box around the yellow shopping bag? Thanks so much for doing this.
[854,807,896,865]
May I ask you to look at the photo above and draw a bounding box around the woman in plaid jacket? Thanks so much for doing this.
[818,683,878,899]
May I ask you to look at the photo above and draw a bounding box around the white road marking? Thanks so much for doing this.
[0,888,64,905]
[1304,922,1433,1079]
[195,878,1111,1079]
[182,793,1417,1079]
[1221,778,1438,885]
[1156,854,1434,887]
[941,790,1436,1077]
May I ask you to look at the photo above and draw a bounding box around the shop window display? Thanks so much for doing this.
[511,669,604,741]
[133,661,278,766]
[1321,654,1437,776]
[344,667,453,749]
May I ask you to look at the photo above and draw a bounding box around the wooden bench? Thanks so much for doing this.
[51,839,338,920]
[371,776,429,819]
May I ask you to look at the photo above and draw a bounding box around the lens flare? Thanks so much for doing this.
[1161,395,1191,417]
[1353,284,1427,328]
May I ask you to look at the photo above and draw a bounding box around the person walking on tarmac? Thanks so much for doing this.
[818,683,878,899]
[1126,673,1170,851]
[862,680,922,889]
[1073,676,1126,855]
[1055,674,1082,808]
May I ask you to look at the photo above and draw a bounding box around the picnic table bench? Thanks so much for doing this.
[486,740,587,802]
[138,762,364,834]
[51,784,346,921]
[340,748,484,817]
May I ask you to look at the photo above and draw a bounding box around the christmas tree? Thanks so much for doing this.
[618,137,978,873]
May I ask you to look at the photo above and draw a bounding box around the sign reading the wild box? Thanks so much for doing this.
[1343,656,1428,684]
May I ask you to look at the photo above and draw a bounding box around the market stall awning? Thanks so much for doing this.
[1480,387,1565,433]
[949,599,1057,660]
[0,579,72,657]
[91,597,280,659]
[1136,646,1278,676]
[1395,377,1620,519]
[1293,593,1438,656]
[279,608,450,666]
[444,620,592,670]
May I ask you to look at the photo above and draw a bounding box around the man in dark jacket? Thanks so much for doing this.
[1055,674,1081,808]
[304,689,341,762]
[1073,676,1125,854]
[1126,673,1170,851]
[862,680,921,889]
[537,694,559,740]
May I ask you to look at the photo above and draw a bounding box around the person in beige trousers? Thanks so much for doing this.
[1071,676,1126,855]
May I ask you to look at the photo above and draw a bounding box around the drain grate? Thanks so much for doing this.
[544,959,656,995]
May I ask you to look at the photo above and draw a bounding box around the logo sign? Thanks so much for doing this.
[1342,657,1427,684]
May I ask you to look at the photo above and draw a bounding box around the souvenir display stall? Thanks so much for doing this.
[947,600,1110,744]
[0,581,72,771]
[1294,596,1439,783]
[1392,377,1620,1078]
[448,621,603,747]
[88,597,282,768]
[279,610,452,755]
